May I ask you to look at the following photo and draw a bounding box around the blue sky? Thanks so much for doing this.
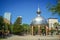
[0,0,60,24]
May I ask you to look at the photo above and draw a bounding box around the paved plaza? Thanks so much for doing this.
[2,35,60,40]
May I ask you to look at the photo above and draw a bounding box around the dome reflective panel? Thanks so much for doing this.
[31,16,47,25]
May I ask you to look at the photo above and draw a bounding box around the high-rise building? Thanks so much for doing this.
[4,12,11,24]
[17,16,22,24]
[48,18,58,28]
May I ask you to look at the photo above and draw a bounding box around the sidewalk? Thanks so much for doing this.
[3,35,60,40]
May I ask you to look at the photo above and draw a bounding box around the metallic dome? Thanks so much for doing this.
[31,15,47,25]
[31,7,47,25]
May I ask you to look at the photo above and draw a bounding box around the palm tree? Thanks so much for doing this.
[47,0,60,16]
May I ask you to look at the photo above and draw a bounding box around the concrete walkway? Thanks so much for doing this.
[3,35,60,40]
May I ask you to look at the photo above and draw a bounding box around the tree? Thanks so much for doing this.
[13,17,23,35]
[54,22,59,28]
[13,25,23,35]
[0,16,4,37]
[41,25,46,35]
[9,24,14,34]
[22,24,30,34]
[0,16,11,37]
[47,0,60,16]
[54,22,59,35]
[14,17,22,25]
[0,16,4,30]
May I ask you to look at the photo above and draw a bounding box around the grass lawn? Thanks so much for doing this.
[0,38,4,40]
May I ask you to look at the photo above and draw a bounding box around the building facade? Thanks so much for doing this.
[48,18,58,29]
[4,12,11,24]
[17,16,22,24]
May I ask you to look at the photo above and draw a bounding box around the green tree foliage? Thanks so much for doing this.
[14,17,22,25]
[0,16,4,30]
[13,25,23,35]
[47,0,60,16]
[22,24,30,34]
[41,25,46,34]
[10,24,14,33]
[2,22,11,35]
[0,16,11,37]
[54,22,59,28]
[53,22,60,34]
[13,17,23,35]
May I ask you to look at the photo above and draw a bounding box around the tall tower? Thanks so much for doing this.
[17,16,22,24]
[4,12,11,24]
